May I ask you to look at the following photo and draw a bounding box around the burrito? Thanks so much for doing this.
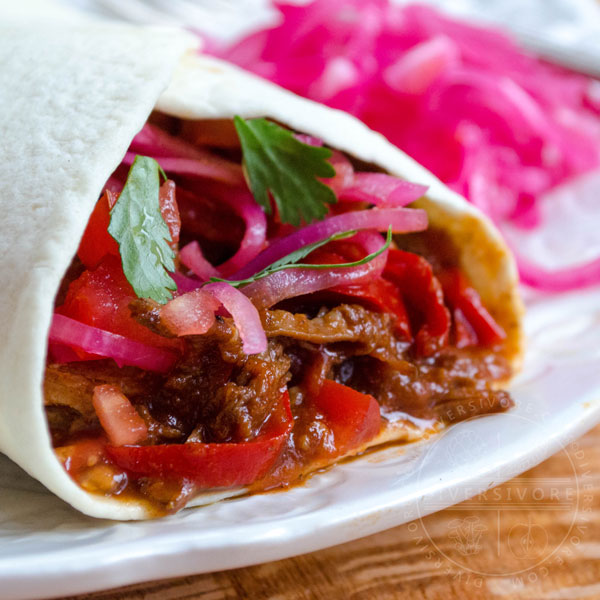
[0,22,523,520]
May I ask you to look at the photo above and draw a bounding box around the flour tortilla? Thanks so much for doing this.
[0,22,523,520]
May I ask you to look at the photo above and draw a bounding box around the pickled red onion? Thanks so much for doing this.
[295,134,323,146]
[172,272,203,295]
[178,189,267,280]
[383,36,459,95]
[162,282,267,354]
[204,282,267,354]
[323,151,354,195]
[216,190,268,277]
[131,124,219,160]
[161,289,220,336]
[243,231,389,309]
[122,152,244,186]
[180,241,220,281]
[516,254,600,292]
[340,173,427,206]
[231,207,428,280]
[49,314,177,372]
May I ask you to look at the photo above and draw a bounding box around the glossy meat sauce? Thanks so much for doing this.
[46,293,512,513]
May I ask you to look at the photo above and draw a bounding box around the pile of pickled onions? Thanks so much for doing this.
[210,0,600,291]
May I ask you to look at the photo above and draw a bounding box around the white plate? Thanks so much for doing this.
[5,2,599,598]
[1,286,600,599]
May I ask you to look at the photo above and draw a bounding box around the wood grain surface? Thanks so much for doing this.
[65,424,600,600]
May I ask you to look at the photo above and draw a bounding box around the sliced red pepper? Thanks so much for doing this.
[384,249,450,357]
[158,180,181,250]
[77,190,119,269]
[107,391,293,488]
[438,268,506,346]
[313,380,381,456]
[78,181,180,269]
[452,306,479,348]
[58,437,108,477]
[58,255,181,352]
[305,244,451,356]
[308,247,412,340]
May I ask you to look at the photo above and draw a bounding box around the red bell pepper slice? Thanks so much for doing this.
[106,391,293,488]
[452,306,479,348]
[158,180,182,250]
[308,246,412,340]
[58,255,182,352]
[313,380,381,456]
[77,189,120,269]
[438,268,506,346]
[328,278,412,340]
[78,181,180,269]
[384,249,450,357]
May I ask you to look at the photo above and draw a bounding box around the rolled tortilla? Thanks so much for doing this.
[0,22,523,520]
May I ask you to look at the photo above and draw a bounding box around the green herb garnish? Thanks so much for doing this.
[211,227,393,289]
[234,116,337,226]
[108,155,176,304]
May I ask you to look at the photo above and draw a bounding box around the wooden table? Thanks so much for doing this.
[67,425,600,600]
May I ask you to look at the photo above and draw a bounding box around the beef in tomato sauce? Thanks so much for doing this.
[44,117,515,515]
[47,296,512,512]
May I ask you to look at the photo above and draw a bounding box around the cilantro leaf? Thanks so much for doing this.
[234,116,337,226]
[211,227,392,289]
[108,155,176,304]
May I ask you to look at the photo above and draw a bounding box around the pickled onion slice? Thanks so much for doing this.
[180,241,220,281]
[384,36,459,95]
[340,173,427,206]
[49,315,177,372]
[161,289,220,336]
[216,190,268,277]
[231,207,428,281]
[162,283,267,355]
[516,254,600,292]
[122,152,244,186]
[204,282,267,354]
[92,385,148,447]
[243,231,389,309]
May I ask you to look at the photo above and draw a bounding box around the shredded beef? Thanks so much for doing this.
[333,349,512,421]
[44,362,160,444]
[262,304,411,370]
[45,362,158,413]
[46,303,511,452]
[128,298,174,338]
[156,319,291,443]
[260,303,511,421]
